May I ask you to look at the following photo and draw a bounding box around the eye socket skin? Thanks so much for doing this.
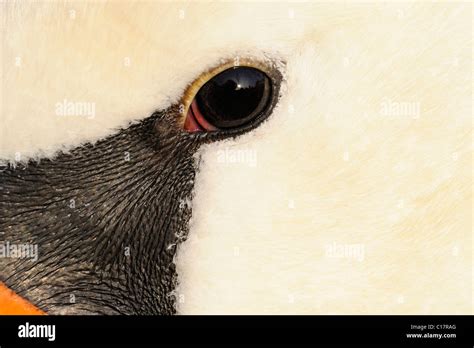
[181,59,282,134]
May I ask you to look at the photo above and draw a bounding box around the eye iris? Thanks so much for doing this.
[195,67,271,129]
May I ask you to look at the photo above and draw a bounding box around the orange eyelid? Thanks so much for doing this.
[179,58,273,127]
[0,282,45,315]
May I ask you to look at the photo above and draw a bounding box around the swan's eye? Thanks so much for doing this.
[183,65,275,132]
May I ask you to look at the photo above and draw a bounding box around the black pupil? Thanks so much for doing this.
[195,67,271,129]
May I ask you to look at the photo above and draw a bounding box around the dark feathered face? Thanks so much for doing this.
[2,110,192,314]
[0,67,282,314]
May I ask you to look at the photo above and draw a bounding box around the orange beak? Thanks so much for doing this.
[0,282,44,315]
